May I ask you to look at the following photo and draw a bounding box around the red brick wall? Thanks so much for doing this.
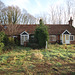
[70,41,75,44]
[49,41,56,44]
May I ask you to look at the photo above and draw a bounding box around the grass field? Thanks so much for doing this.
[0,44,75,75]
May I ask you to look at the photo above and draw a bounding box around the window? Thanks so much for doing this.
[31,35,34,38]
[70,35,74,41]
[25,36,28,41]
[50,35,56,41]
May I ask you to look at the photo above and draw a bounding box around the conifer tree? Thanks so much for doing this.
[35,19,49,48]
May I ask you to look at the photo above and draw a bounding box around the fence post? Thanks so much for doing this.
[46,41,47,49]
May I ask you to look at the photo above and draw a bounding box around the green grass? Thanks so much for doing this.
[0,44,75,75]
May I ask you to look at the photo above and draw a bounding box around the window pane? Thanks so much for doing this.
[25,36,28,41]
[66,35,69,40]
[50,35,56,41]
[70,36,73,40]
[22,36,24,44]
[63,35,65,43]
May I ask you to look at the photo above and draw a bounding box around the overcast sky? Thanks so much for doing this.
[1,0,66,16]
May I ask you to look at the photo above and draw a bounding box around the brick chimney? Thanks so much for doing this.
[68,17,73,26]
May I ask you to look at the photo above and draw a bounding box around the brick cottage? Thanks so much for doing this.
[0,17,75,45]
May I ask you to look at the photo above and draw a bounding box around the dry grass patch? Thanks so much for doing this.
[31,52,43,60]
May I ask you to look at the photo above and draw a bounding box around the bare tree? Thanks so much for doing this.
[48,6,60,24]
[1,5,21,25]
[66,0,74,17]
[5,24,20,37]
[7,6,21,24]
[21,10,36,24]
[21,9,28,24]
[65,0,75,26]
[66,0,75,18]
[63,10,68,24]
[25,13,36,24]
[0,1,5,24]
[0,1,5,11]
[56,6,63,24]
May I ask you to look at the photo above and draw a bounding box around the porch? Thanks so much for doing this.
[60,30,71,44]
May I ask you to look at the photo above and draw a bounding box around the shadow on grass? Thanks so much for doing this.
[13,46,32,52]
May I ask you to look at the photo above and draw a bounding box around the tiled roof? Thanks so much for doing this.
[2,25,37,35]
[16,25,37,35]
[0,24,75,35]
[47,25,75,35]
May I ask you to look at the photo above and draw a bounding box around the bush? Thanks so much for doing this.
[27,43,39,49]
[35,19,49,48]
[3,36,15,51]
[0,31,5,42]
[15,39,20,46]
[0,43,4,53]
[0,32,5,53]
[3,35,20,46]
[3,35,9,46]
[0,31,16,51]
[8,37,15,45]
[3,45,14,51]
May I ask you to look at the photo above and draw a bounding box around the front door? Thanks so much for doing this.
[21,35,28,45]
[20,31,29,45]
[65,35,70,44]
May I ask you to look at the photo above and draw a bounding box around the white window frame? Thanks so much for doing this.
[70,35,74,41]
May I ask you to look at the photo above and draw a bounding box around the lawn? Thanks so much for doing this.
[0,44,75,75]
